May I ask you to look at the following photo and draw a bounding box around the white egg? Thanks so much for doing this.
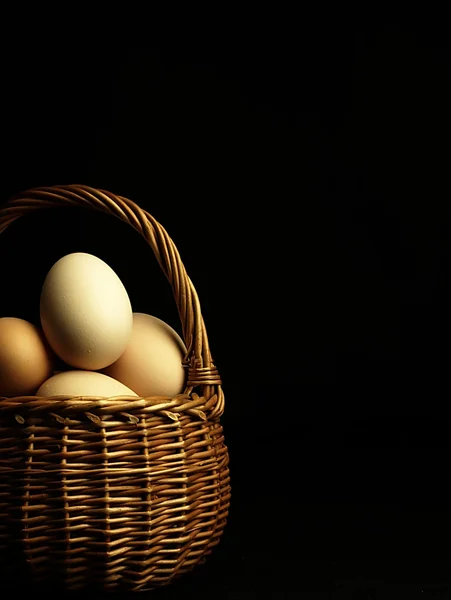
[36,370,138,397]
[40,253,133,370]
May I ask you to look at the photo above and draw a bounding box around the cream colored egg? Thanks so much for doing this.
[102,313,187,398]
[0,317,54,396]
[36,370,138,397]
[40,253,133,370]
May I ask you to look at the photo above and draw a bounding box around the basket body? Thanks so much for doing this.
[0,397,230,591]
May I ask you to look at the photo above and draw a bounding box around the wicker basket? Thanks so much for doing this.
[0,185,230,592]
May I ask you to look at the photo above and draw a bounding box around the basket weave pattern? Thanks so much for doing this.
[0,186,230,591]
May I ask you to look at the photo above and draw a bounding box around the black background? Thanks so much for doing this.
[1,13,450,599]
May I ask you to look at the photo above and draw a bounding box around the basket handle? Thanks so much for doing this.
[0,184,223,414]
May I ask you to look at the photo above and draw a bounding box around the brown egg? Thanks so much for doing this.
[0,317,54,397]
[102,313,187,398]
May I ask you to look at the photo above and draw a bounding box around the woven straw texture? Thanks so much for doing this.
[0,185,230,591]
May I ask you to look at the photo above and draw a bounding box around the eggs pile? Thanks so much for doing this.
[0,253,187,399]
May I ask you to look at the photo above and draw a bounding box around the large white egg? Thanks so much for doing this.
[40,253,133,370]
[36,370,138,397]
[102,313,187,398]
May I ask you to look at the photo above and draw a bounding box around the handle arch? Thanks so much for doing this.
[0,185,223,413]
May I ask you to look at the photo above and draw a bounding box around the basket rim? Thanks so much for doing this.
[0,392,223,419]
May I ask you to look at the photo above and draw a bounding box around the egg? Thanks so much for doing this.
[36,370,138,397]
[0,317,54,396]
[40,252,133,370]
[102,313,187,398]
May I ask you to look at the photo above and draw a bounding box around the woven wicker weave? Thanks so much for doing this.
[0,185,230,591]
